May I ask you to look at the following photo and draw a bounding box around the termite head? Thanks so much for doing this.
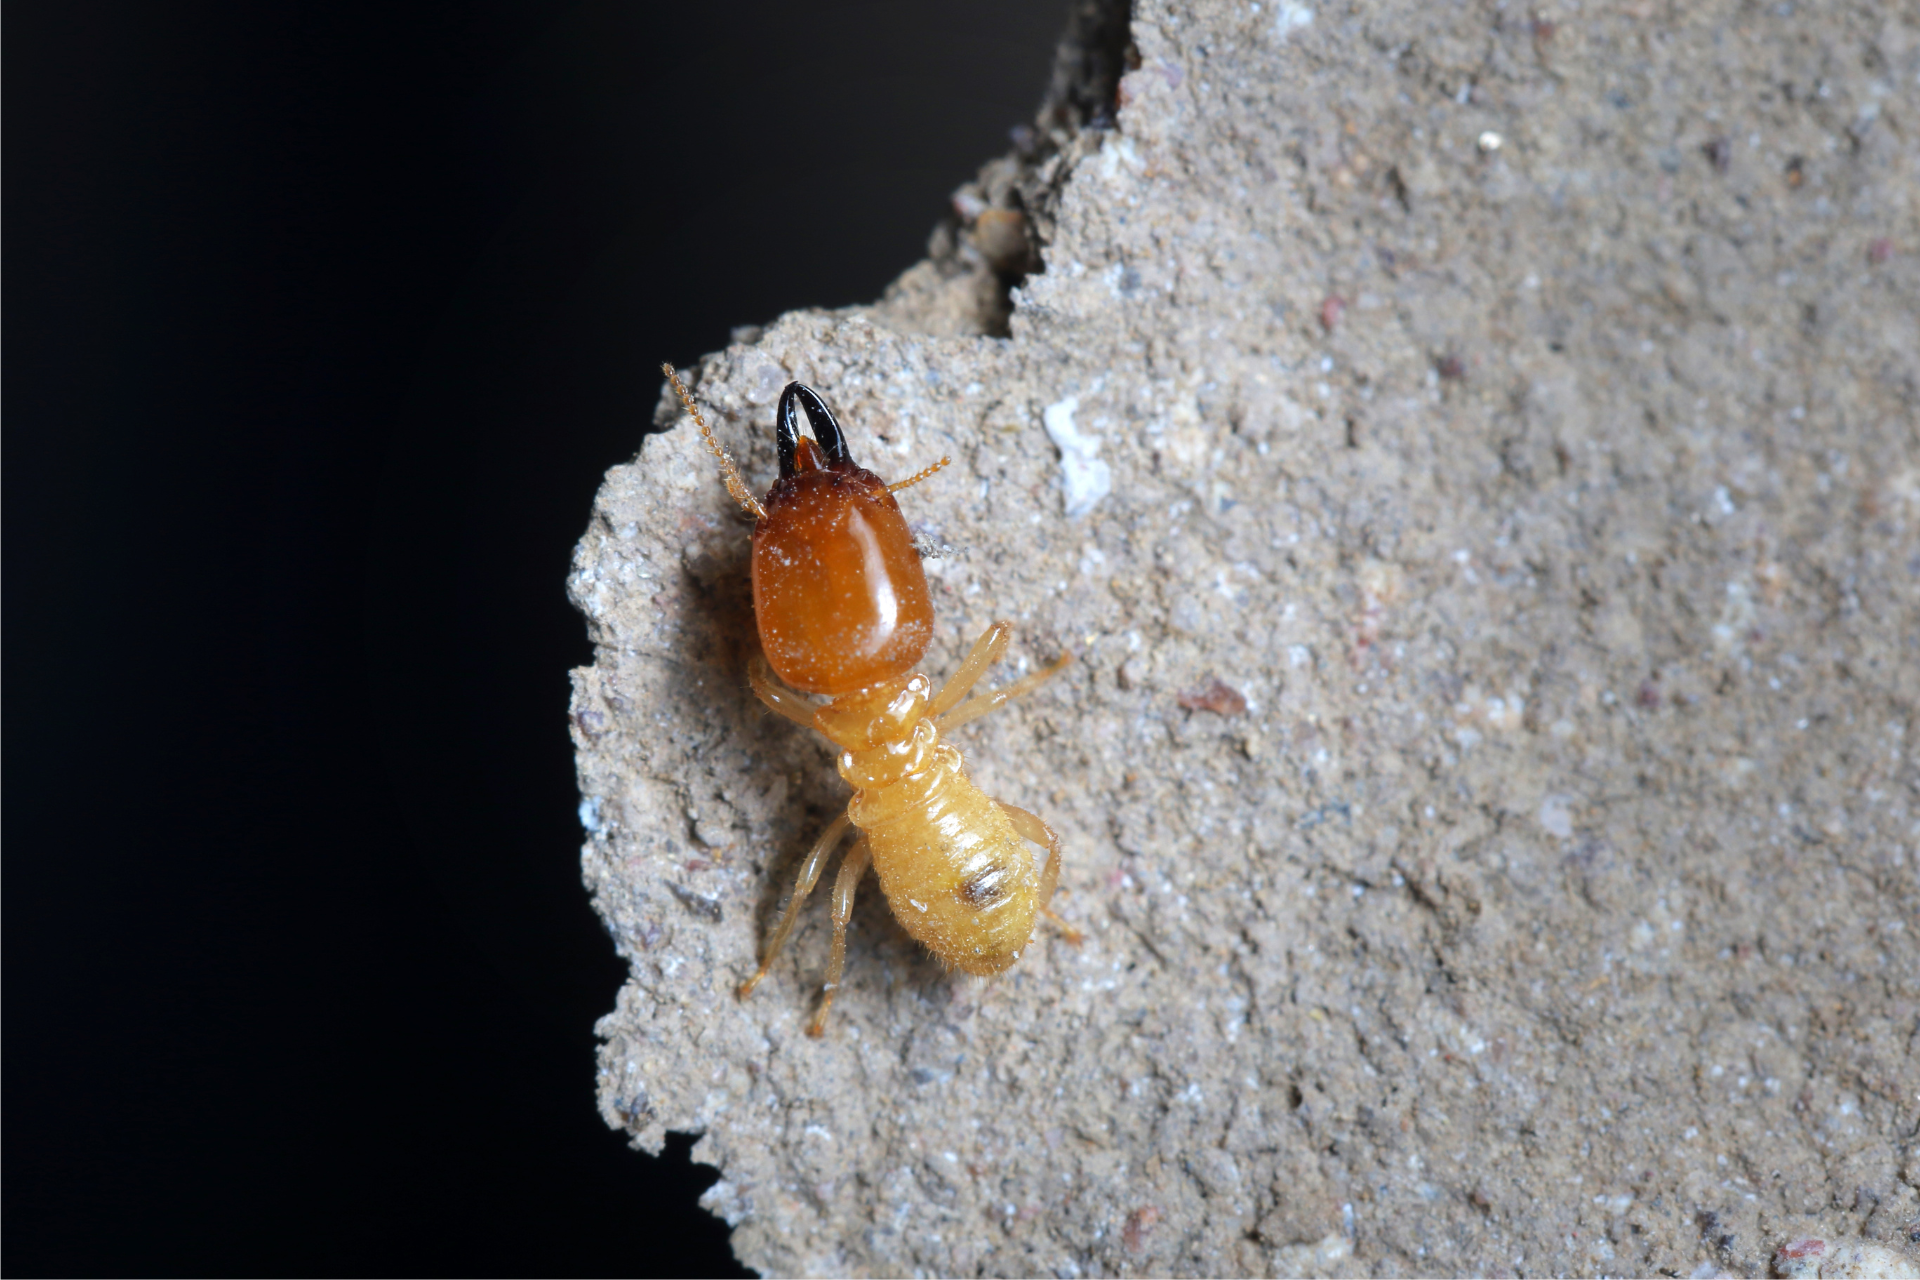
[748,383,934,696]
[660,366,946,697]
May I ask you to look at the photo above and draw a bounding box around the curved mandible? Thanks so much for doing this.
[776,382,851,477]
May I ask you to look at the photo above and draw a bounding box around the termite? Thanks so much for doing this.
[661,363,1081,1036]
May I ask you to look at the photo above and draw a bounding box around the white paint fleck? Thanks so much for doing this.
[1273,2,1314,37]
[1539,794,1575,840]
[578,796,605,834]
[1043,396,1112,518]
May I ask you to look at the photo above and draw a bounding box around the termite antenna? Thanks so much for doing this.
[661,362,767,522]
[888,455,952,495]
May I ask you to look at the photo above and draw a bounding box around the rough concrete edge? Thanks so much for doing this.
[580,0,1135,1205]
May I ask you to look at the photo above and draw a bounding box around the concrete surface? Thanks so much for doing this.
[569,1,1920,1273]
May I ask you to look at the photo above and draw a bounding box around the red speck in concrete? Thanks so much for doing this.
[1179,679,1248,716]
[1123,1206,1161,1252]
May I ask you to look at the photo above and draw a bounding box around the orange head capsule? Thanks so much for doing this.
[749,383,934,696]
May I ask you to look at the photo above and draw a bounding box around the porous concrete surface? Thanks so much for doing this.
[568,1,1920,1274]
[1774,1234,1920,1279]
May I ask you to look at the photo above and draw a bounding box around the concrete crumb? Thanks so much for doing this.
[1774,1236,1920,1279]
[571,1,1920,1274]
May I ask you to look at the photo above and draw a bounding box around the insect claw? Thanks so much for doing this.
[1043,906,1085,946]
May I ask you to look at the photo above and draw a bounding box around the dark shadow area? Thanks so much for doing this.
[5,2,1062,1273]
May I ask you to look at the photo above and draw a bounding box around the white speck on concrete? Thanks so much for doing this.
[1273,3,1313,37]
[1043,395,1111,518]
[1540,794,1575,839]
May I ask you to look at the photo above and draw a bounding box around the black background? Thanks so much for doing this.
[7,3,1062,1273]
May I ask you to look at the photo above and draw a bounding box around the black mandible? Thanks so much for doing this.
[775,382,852,477]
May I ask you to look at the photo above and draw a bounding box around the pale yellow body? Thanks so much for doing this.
[850,743,1038,976]
[737,621,1077,1032]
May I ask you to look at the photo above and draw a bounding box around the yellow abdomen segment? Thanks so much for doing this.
[848,746,1039,976]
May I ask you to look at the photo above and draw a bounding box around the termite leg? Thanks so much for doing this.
[928,620,1013,717]
[997,801,1084,945]
[748,652,818,729]
[807,837,872,1037]
[738,813,852,999]
[937,649,1073,733]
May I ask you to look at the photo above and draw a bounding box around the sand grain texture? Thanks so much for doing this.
[569,2,1920,1273]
